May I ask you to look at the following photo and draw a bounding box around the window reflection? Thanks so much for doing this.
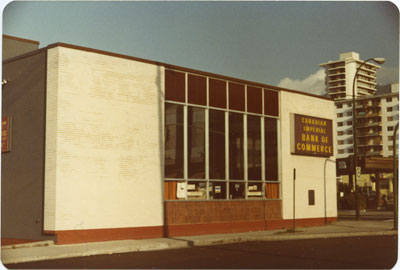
[165,104,184,178]
[265,118,278,181]
[188,107,205,179]
[229,112,244,180]
[247,115,261,180]
[209,109,225,179]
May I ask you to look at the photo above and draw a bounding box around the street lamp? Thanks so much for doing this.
[352,57,385,220]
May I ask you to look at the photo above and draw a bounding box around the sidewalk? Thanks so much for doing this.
[1,219,397,265]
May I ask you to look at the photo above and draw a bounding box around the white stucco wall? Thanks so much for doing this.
[280,91,337,220]
[44,46,164,231]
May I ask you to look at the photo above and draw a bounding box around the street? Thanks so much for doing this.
[5,235,397,269]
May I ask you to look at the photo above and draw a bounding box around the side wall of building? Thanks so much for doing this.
[2,36,39,60]
[44,47,165,236]
[2,51,56,242]
[280,91,337,220]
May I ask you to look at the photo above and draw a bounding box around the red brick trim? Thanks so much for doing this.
[44,217,337,245]
[1,238,40,246]
[44,226,164,245]
[165,221,266,237]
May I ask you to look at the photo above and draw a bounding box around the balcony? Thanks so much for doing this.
[358,140,383,147]
[357,131,382,138]
[356,121,381,128]
[356,112,382,119]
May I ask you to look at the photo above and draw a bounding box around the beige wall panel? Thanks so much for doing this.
[46,47,164,230]
[44,47,60,231]
[280,91,337,220]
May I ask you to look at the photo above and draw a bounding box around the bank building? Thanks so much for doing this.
[2,35,337,245]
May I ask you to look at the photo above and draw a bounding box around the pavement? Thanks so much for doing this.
[1,213,398,265]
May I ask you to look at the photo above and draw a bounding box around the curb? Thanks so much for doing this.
[1,240,54,250]
[2,230,397,265]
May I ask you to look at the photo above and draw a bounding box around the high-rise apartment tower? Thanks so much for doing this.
[320,52,381,100]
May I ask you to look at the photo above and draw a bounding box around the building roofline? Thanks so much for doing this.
[334,93,398,104]
[5,41,332,101]
[320,58,381,69]
[3,34,40,45]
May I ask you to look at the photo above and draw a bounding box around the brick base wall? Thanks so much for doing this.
[42,200,337,244]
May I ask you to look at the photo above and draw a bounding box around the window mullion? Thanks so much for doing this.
[244,114,248,199]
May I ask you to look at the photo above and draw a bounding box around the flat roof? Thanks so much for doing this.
[4,41,333,101]
[3,34,40,45]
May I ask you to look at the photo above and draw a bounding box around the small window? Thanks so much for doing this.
[338,122,343,127]
[337,113,343,117]
[388,136,394,141]
[347,130,353,135]
[308,190,315,205]
[338,131,344,136]
[338,149,345,154]
[338,140,344,145]
[388,116,393,121]
[389,146,394,151]
[347,121,353,126]
[348,148,354,153]
[347,112,353,116]
[336,104,343,109]
[348,139,353,144]
[388,126,394,131]
[387,107,393,112]
[387,97,392,102]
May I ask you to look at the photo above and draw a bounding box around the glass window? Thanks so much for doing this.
[229,182,245,199]
[165,70,185,102]
[229,112,244,180]
[338,122,343,127]
[387,97,392,102]
[188,107,205,179]
[187,181,207,200]
[209,109,226,179]
[209,182,226,200]
[264,90,279,116]
[347,112,353,116]
[336,104,343,109]
[209,79,226,109]
[229,82,245,111]
[188,74,206,105]
[164,181,186,200]
[247,182,263,198]
[265,118,278,181]
[265,183,279,199]
[247,115,261,180]
[247,86,262,114]
[165,103,184,178]
[347,121,352,125]
[387,107,393,112]
[388,126,394,131]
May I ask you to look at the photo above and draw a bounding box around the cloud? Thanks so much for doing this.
[277,69,326,96]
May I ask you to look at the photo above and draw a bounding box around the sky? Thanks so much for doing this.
[2,1,399,96]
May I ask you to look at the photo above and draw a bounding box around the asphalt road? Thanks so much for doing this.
[5,235,397,269]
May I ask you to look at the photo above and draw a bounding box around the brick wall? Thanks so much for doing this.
[165,200,282,225]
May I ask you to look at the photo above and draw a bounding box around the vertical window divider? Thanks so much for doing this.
[244,85,248,200]
[205,107,210,200]
[277,119,282,200]
[225,111,230,200]
[184,73,188,200]
[261,116,266,199]
[244,114,248,199]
